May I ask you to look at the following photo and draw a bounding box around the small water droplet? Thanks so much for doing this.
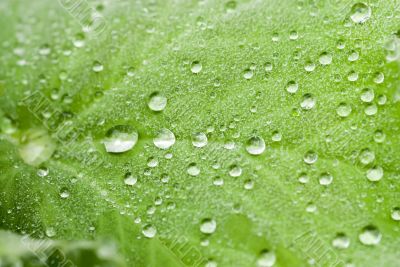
[256,250,276,267]
[187,163,201,176]
[229,164,242,177]
[46,227,56,237]
[319,172,333,186]
[286,81,298,94]
[359,225,381,246]
[360,88,374,103]
[124,172,137,186]
[37,167,49,177]
[92,60,104,72]
[148,92,167,111]
[192,132,208,148]
[373,130,386,143]
[337,103,352,117]
[200,218,217,234]
[359,148,375,165]
[366,166,383,182]
[319,52,332,65]
[60,188,70,199]
[373,72,384,84]
[332,233,350,249]
[304,61,316,72]
[391,207,400,221]
[191,61,202,74]
[364,104,377,116]
[298,173,309,184]
[304,150,318,164]
[300,94,316,110]
[243,69,254,80]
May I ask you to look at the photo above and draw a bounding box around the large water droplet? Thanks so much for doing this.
[153,128,175,149]
[350,3,371,24]
[103,125,138,153]
[246,136,265,155]
[19,129,56,166]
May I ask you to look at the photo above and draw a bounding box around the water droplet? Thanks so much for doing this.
[191,61,202,74]
[319,52,332,65]
[244,179,254,190]
[124,172,137,186]
[373,130,386,143]
[19,129,56,166]
[360,88,374,103]
[298,173,309,184]
[213,176,224,186]
[300,94,316,110]
[350,3,372,24]
[200,218,216,234]
[229,165,242,177]
[153,128,175,149]
[359,148,375,165]
[332,233,350,249]
[73,33,85,48]
[243,69,254,80]
[304,150,318,164]
[289,30,298,40]
[92,60,104,72]
[225,1,237,12]
[304,61,316,72]
[37,167,49,177]
[347,71,358,81]
[319,172,333,186]
[142,224,157,238]
[348,50,359,62]
[39,44,51,56]
[265,62,273,72]
[187,163,200,176]
[148,92,167,111]
[192,132,208,148]
[364,103,377,116]
[103,125,138,153]
[366,166,383,182]
[45,227,56,237]
[306,202,317,213]
[373,72,384,84]
[257,250,276,267]
[391,207,400,221]
[337,103,352,117]
[377,94,387,105]
[286,81,298,94]
[359,225,381,246]
[246,136,265,155]
[271,131,282,142]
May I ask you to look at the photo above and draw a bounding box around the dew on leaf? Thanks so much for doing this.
[191,61,202,74]
[364,104,377,116]
[187,163,200,176]
[373,130,386,143]
[103,125,138,153]
[92,60,104,72]
[229,164,242,177]
[265,62,273,71]
[148,92,167,111]
[304,150,318,164]
[319,52,332,65]
[359,225,381,246]
[304,61,316,72]
[245,136,265,155]
[332,233,350,249]
[286,81,298,94]
[271,131,282,142]
[337,103,352,117]
[37,167,49,177]
[300,94,316,110]
[200,218,217,234]
[373,72,384,84]
[350,3,372,24]
[256,250,276,267]
[348,50,359,62]
[142,224,157,238]
[153,128,175,149]
[319,172,333,186]
[360,88,374,103]
[298,173,309,184]
[46,227,56,237]
[391,207,400,221]
[124,172,137,186]
[192,132,208,148]
[366,166,383,182]
[243,68,254,80]
[213,176,224,186]
[359,148,375,165]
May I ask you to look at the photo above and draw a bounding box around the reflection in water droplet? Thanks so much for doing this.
[391,207,400,221]
[103,125,138,153]
[19,129,56,166]
[92,61,104,72]
[304,150,318,164]
[301,94,316,110]
[366,166,383,181]
[286,81,298,94]
[187,163,200,176]
[319,172,333,186]
[229,165,242,177]
[337,103,352,117]
[319,52,332,65]
[153,128,175,149]
[124,172,137,186]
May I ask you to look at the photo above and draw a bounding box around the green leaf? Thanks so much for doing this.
[1,0,400,266]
